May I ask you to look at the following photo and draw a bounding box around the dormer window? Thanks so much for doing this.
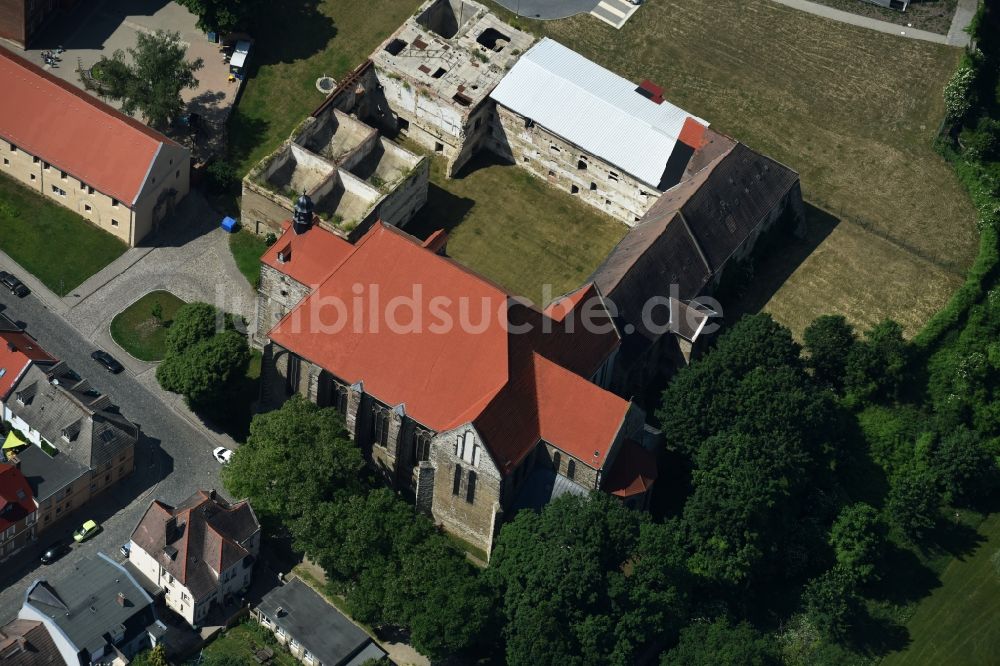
[276,244,291,263]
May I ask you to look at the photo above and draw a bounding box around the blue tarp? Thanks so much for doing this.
[221,217,238,232]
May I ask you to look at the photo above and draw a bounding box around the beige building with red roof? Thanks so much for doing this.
[257,213,657,554]
[128,490,260,627]
[0,48,190,246]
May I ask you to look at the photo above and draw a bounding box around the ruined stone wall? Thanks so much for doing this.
[241,181,295,236]
[370,157,429,229]
[492,105,659,225]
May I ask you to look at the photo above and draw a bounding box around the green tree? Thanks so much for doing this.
[803,314,856,391]
[801,565,862,640]
[658,314,804,457]
[488,493,686,666]
[222,395,362,525]
[176,0,261,33]
[165,302,218,354]
[156,329,250,407]
[885,464,940,542]
[927,426,998,506]
[295,489,491,659]
[828,503,885,584]
[92,30,203,129]
[661,617,781,666]
[845,320,912,405]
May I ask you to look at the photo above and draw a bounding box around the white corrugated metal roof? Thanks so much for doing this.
[490,38,706,188]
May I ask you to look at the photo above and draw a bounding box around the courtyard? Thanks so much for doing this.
[11,0,239,161]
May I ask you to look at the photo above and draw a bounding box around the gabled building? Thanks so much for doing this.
[254,577,388,666]
[128,490,261,627]
[0,618,61,665]
[0,314,58,402]
[1,361,138,533]
[0,47,190,246]
[258,219,657,554]
[18,552,167,665]
[591,129,804,394]
[0,462,35,562]
[489,38,709,225]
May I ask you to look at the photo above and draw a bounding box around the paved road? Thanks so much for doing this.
[0,286,227,624]
[493,0,601,19]
[771,0,972,46]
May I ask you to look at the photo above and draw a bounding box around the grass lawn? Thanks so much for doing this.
[487,0,977,335]
[405,151,627,306]
[202,623,299,666]
[230,0,423,174]
[882,512,1000,664]
[229,229,269,287]
[0,172,126,296]
[109,291,186,361]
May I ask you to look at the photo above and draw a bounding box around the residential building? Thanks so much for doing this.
[0,313,58,402]
[370,0,534,176]
[590,129,804,394]
[0,618,61,665]
[1,361,138,533]
[0,0,78,48]
[0,462,35,562]
[490,39,709,225]
[0,47,190,246]
[258,219,658,554]
[18,552,167,665]
[129,490,261,627]
[253,577,388,666]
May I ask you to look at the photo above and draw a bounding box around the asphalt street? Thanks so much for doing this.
[0,286,226,624]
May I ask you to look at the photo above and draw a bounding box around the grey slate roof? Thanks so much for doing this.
[23,552,163,662]
[6,363,138,470]
[130,491,260,602]
[14,442,89,503]
[591,137,799,342]
[257,578,385,666]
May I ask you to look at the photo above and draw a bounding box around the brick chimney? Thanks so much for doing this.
[116,592,127,606]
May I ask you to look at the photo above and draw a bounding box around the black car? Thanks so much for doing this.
[40,543,71,564]
[0,271,30,297]
[91,350,124,374]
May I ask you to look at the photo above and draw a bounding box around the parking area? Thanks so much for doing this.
[5,0,241,161]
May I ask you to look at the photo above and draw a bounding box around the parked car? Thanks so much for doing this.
[40,542,71,564]
[0,271,30,297]
[91,350,124,374]
[73,519,101,542]
[213,447,234,464]
[120,542,131,558]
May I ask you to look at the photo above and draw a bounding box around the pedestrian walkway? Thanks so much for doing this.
[770,0,971,47]
[590,0,640,29]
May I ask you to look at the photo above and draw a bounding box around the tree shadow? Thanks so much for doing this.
[246,1,337,69]
[922,515,986,563]
[866,542,941,606]
[847,608,912,658]
[225,111,271,174]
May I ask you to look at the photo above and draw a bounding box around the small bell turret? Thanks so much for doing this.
[292,191,314,234]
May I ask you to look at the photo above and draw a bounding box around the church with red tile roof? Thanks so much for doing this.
[256,215,657,554]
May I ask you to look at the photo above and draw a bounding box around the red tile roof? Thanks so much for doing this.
[268,222,630,474]
[0,48,176,206]
[261,222,355,287]
[603,440,658,497]
[0,463,35,531]
[0,329,55,400]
